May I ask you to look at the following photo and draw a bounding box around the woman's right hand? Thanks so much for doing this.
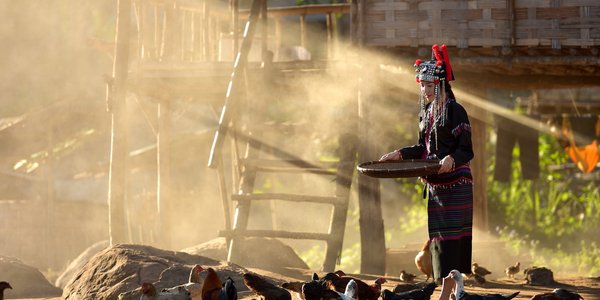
[379,150,402,161]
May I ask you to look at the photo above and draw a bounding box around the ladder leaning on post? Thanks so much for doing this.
[207,0,358,272]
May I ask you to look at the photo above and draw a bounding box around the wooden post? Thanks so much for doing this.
[157,99,172,248]
[357,69,386,275]
[470,117,488,231]
[108,0,132,246]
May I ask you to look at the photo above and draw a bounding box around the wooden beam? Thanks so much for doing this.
[357,65,386,275]
[238,4,350,18]
[470,118,488,231]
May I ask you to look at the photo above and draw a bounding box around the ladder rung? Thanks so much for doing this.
[231,193,341,204]
[239,159,339,175]
[219,229,332,241]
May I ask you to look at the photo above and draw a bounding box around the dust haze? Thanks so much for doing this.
[0,1,595,287]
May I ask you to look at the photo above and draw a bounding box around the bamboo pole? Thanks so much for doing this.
[108,0,132,246]
[157,99,172,248]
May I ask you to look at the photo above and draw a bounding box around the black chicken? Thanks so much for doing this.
[381,282,437,300]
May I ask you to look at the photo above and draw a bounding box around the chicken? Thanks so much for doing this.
[243,272,291,300]
[530,288,584,300]
[392,283,421,294]
[329,279,358,300]
[0,281,12,300]
[140,282,191,300]
[415,239,433,282]
[323,271,386,300]
[448,270,519,300]
[282,281,305,300]
[301,273,341,300]
[381,282,437,300]
[219,277,237,300]
[471,263,492,277]
[202,268,223,300]
[190,264,205,284]
[399,270,417,283]
[505,262,520,279]
[472,274,486,285]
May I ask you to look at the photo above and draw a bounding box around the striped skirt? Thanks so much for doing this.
[424,168,473,280]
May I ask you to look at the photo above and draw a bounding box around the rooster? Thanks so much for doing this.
[140,282,191,300]
[415,239,433,282]
[202,268,223,300]
[399,270,417,283]
[530,288,584,300]
[381,282,436,300]
[323,271,386,300]
[505,262,520,279]
[243,272,291,300]
[448,270,519,300]
[0,282,11,300]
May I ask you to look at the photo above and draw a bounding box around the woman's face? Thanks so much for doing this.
[420,81,436,102]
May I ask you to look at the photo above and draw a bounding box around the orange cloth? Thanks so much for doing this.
[565,140,599,173]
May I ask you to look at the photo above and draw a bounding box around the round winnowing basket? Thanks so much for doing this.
[357,159,441,178]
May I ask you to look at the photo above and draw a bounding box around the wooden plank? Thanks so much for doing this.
[238,4,350,18]
[231,193,341,205]
[219,229,332,241]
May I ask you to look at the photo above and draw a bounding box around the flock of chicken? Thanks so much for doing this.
[107,260,583,300]
[0,247,587,300]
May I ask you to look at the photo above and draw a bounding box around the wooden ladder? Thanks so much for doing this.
[220,132,357,272]
[207,0,357,271]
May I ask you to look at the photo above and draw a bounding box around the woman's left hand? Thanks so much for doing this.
[438,155,454,173]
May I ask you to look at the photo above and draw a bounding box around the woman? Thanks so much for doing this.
[380,44,474,284]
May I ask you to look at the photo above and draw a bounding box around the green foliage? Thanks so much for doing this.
[489,133,600,276]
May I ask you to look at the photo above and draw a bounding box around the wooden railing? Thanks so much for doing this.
[131,0,230,63]
[130,1,352,65]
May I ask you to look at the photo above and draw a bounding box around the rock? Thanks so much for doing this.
[181,237,309,273]
[524,266,555,286]
[62,243,248,300]
[0,255,62,298]
[55,240,110,289]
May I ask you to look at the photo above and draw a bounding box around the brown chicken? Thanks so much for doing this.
[399,270,417,283]
[415,239,433,282]
[471,263,492,277]
[202,268,223,300]
[0,282,12,300]
[325,272,386,300]
[505,262,520,279]
[244,272,291,300]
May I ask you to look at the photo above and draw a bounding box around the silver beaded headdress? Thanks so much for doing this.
[414,44,455,151]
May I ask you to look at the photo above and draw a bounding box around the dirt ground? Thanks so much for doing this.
[13,269,600,300]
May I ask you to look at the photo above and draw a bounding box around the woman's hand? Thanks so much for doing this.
[379,150,402,161]
[438,155,454,173]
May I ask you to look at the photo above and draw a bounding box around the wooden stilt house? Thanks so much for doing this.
[108,0,600,274]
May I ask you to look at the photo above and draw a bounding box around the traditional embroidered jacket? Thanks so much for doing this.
[398,98,474,189]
